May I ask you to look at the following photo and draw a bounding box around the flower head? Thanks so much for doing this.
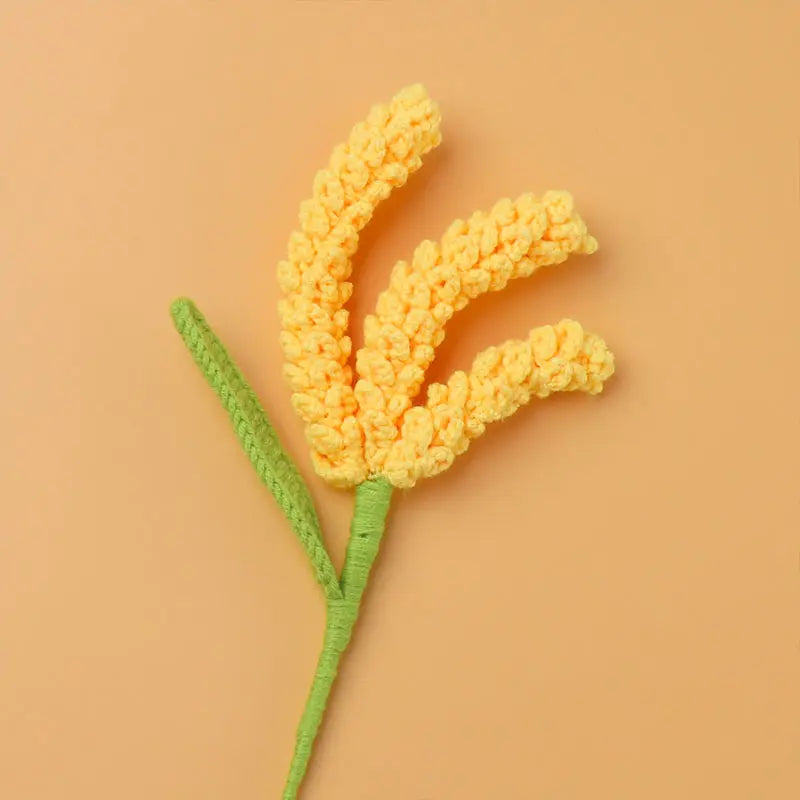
[278,85,614,488]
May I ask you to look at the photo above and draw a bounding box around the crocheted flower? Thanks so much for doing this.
[173,84,618,800]
[278,84,614,489]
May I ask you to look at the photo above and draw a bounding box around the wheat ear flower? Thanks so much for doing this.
[171,84,616,800]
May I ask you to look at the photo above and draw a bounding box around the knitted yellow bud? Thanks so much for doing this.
[278,84,442,486]
[381,319,614,488]
[354,192,597,475]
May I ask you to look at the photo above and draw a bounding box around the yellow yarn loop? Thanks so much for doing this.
[278,85,614,488]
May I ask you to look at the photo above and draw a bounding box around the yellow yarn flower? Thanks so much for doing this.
[174,83,618,800]
[278,84,614,489]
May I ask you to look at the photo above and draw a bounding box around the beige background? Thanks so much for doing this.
[2,1,799,798]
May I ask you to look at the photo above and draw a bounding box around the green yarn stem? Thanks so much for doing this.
[170,298,394,798]
[282,477,393,800]
[169,298,342,602]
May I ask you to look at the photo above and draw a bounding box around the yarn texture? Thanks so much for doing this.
[170,297,341,601]
[278,85,442,487]
[170,84,615,799]
[283,477,392,799]
[278,85,613,490]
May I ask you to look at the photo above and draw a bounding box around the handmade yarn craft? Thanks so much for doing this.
[170,84,615,799]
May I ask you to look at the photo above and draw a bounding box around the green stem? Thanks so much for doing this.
[282,477,393,800]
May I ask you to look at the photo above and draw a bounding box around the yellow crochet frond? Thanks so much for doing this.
[278,84,614,489]
[382,319,614,488]
[278,84,441,486]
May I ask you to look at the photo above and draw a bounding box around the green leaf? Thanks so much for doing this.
[170,297,342,602]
